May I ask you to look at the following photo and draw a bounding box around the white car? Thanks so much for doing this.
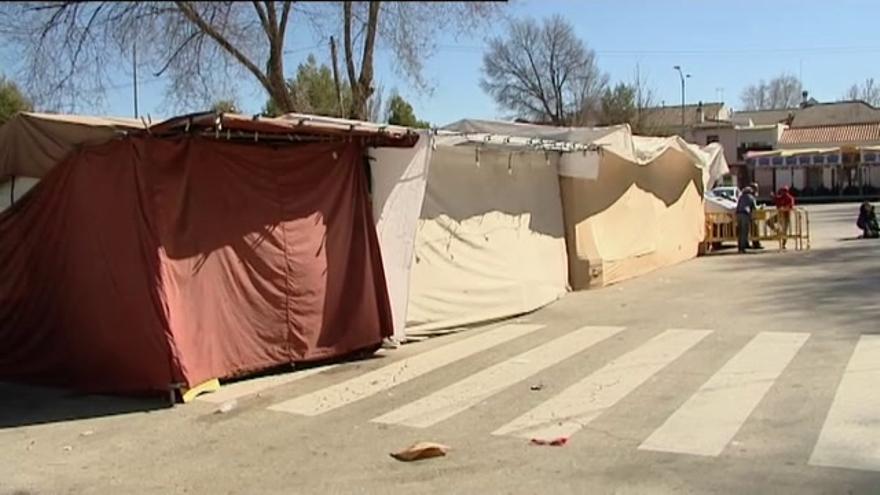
[703,190,739,252]
[705,194,737,215]
[709,186,741,202]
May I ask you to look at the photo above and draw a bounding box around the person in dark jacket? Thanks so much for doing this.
[857,201,879,239]
[736,186,758,253]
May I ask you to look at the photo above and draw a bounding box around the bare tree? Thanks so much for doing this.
[630,65,657,134]
[481,15,608,126]
[844,78,880,106]
[740,73,803,111]
[0,1,501,117]
[597,69,658,134]
[329,1,502,120]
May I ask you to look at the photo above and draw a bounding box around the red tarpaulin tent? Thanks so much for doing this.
[0,117,407,395]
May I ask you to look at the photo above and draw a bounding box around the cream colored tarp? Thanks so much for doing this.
[444,119,713,290]
[369,132,433,341]
[560,150,705,288]
[403,137,569,334]
[0,112,144,180]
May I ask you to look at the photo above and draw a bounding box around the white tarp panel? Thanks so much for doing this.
[0,177,39,213]
[369,132,433,342]
[700,142,731,188]
[405,139,569,334]
[559,151,601,180]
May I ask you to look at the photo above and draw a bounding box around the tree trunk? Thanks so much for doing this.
[267,49,293,113]
[344,1,380,121]
[263,2,293,114]
[329,35,345,117]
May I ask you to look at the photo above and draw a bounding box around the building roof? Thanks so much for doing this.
[789,100,880,127]
[731,108,797,126]
[640,102,726,131]
[733,100,880,128]
[779,122,880,146]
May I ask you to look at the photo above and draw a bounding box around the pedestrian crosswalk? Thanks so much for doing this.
[809,335,880,471]
[268,323,543,416]
[197,322,878,472]
[372,325,623,428]
[639,331,809,457]
[493,329,710,440]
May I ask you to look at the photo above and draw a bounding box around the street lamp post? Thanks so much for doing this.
[673,65,691,137]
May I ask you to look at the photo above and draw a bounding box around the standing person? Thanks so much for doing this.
[736,186,758,253]
[857,201,880,239]
[750,182,764,249]
[773,186,796,249]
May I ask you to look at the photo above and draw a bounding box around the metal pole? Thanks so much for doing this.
[681,76,686,132]
[674,66,689,137]
[133,40,139,118]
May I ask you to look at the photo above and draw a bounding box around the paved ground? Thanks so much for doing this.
[1,203,878,495]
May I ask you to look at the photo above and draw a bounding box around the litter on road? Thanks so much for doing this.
[390,442,450,462]
[530,437,569,446]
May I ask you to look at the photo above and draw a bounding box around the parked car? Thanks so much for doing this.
[703,192,738,252]
[709,186,741,202]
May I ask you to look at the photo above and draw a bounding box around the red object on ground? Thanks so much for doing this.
[530,437,569,446]
[0,137,392,394]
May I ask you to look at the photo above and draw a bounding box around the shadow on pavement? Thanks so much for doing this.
[0,382,170,429]
[718,237,880,328]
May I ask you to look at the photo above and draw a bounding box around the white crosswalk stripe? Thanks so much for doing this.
[267,323,544,416]
[809,335,880,471]
[639,331,809,457]
[371,326,624,428]
[196,364,342,404]
[492,329,711,440]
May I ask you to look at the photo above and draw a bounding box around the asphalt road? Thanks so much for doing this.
[1,203,878,495]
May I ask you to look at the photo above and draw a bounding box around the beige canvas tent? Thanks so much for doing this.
[444,120,727,289]
[370,130,572,338]
[370,118,725,341]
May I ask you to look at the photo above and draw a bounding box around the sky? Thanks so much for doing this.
[42,0,880,125]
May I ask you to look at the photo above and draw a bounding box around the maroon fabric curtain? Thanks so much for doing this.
[0,137,392,394]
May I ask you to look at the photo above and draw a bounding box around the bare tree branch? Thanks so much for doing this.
[342,1,357,92]
[740,73,803,110]
[843,78,880,106]
[153,30,201,77]
[481,15,606,125]
[250,1,271,37]
[175,1,271,90]
[280,1,293,34]
[1,1,502,116]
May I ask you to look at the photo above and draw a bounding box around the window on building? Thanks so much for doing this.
[706,135,719,145]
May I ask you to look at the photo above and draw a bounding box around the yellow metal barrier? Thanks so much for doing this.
[703,207,811,253]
